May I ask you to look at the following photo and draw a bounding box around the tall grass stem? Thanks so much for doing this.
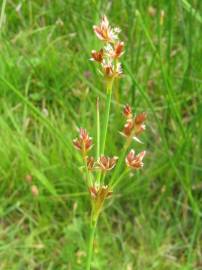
[101,85,113,155]
[98,83,113,184]
[86,219,97,270]
[0,0,7,32]
[96,98,100,159]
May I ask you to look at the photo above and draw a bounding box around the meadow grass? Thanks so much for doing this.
[0,0,202,269]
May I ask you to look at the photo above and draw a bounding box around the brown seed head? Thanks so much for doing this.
[89,185,113,219]
[86,156,95,171]
[89,185,112,199]
[102,61,123,78]
[114,41,124,58]
[135,112,147,124]
[102,62,114,77]
[134,112,147,136]
[122,112,146,140]
[123,104,133,119]
[89,186,98,198]
[125,149,146,170]
[93,15,119,43]
[123,119,134,137]
[105,41,124,59]
[73,128,93,154]
[97,155,118,171]
[91,49,104,63]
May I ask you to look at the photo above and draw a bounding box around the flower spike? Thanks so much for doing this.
[105,42,124,59]
[86,156,95,171]
[89,185,112,200]
[97,155,118,171]
[125,149,146,170]
[90,49,104,63]
[123,104,133,119]
[88,185,113,220]
[93,15,119,43]
[121,110,147,142]
[73,128,93,155]
[91,15,124,83]
[102,61,123,79]
[134,112,147,136]
[72,15,148,269]
[114,41,124,58]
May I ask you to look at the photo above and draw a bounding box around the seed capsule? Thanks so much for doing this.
[97,156,118,171]
[125,149,146,170]
[73,128,93,154]
[123,104,133,119]
[91,49,104,63]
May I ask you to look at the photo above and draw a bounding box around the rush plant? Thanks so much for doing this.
[73,15,147,270]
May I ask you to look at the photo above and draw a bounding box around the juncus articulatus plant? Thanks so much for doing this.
[73,15,147,270]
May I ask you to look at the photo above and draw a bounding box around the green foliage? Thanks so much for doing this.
[0,0,202,269]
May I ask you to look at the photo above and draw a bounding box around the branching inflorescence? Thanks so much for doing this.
[73,15,147,270]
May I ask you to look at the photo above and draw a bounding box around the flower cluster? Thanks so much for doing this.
[91,15,124,82]
[125,149,146,170]
[73,16,147,222]
[89,184,112,221]
[73,128,93,155]
[121,104,147,169]
[122,104,147,143]
[93,15,120,43]
[73,127,117,215]
[97,156,118,171]
[73,128,118,173]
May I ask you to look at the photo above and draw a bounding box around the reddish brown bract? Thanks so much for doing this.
[91,15,124,81]
[134,112,147,136]
[73,128,93,154]
[91,49,104,63]
[89,185,112,199]
[135,112,147,125]
[123,119,134,137]
[123,104,133,119]
[125,149,146,170]
[122,110,147,140]
[102,62,114,77]
[102,61,123,78]
[97,156,118,171]
[93,15,119,43]
[86,156,95,171]
[114,41,124,58]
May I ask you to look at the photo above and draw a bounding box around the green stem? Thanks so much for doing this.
[110,136,132,186]
[97,81,113,184]
[0,0,7,32]
[100,83,113,155]
[96,98,100,159]
[111,168,129,189]
[86,218,97,270]
[82,153,92,186]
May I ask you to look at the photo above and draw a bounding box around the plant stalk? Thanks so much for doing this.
[0,0,7,32]
[100,82,113,155]
[111,168,129,189]
[86,217,97,270]
[110,135,132,186]
[96,97,100,159]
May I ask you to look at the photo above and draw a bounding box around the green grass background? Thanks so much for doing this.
[0,0,202,269]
